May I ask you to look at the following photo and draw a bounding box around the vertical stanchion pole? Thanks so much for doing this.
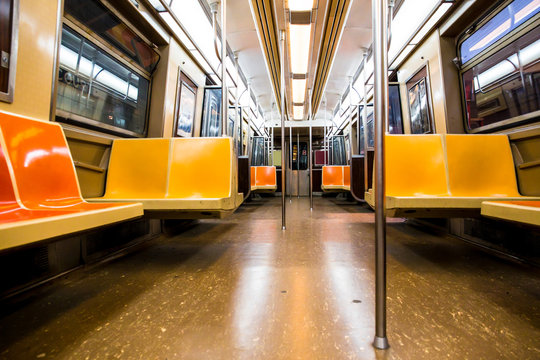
[247,85,252,164]
[309,89,313,210]
[271,103,274,166]
[220,0,228,136]
[324,99,327,166]
[372,0,389,350]
[297,131,300,198]
[280,30,286,231]
[348,78,353,165]
[289,126,293,201]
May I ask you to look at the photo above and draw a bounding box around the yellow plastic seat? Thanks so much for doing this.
[91,138,243,218]
[365,134,540,217]
[481,201,540,226]
[251,166,277,192]
[321,166,350,192]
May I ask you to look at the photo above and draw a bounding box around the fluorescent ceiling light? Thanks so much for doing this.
[289,0,313,11]
[388,0,439,62]
[293,105,304,120]
[292,78,307,103]
[289,24,311,74]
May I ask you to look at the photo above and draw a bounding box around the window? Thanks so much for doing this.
[56,26,150,136]
[458,0,540,132]
[201,87,222,137]
[64,0,159,73]
[388,83,404,134]
[251,136,265,166]
[174,71,197,137]
[331,136,347,165]
[462,28,540,130]
[407,65,434,134]
[359,104,374,154]
[292,142,308,170]
[460,0,540,65]
[0,0,18,103]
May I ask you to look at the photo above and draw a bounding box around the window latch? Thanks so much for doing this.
[1,51,9,69]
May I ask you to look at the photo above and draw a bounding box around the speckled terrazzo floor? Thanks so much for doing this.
[0,196,538,360]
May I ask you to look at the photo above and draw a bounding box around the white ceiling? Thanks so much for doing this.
[223,0,373,127]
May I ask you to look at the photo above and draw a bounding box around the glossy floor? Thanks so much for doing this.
[0,196,539,359]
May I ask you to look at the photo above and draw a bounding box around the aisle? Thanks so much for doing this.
[0,196,538,359]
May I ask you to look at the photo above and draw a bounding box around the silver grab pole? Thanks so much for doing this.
[349,77,353,165]
[271,103,274,166]
[290,126,293,202]
[280,30,286,230]
[309,89,313,210]
[372,0,389,350]
[297,131,300,199]
[220,0,228,137]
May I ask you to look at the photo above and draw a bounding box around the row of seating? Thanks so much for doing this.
[321,165,350,192]
[250,166,277,192]
[89,137,244,218]
[365,134,540,218]
[0,111,244,251]
[0,113,143,250]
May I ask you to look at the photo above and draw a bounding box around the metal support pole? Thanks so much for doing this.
[234,54,240,153]
[297,131,300,199]
[309,89,313,210]
[348,78,354,164]
[372,0,389,350]
[280,30,286,230]
[290,126,293,202]
[271,103,274,166]
[220,0,228,136]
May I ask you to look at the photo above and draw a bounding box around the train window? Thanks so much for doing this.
[388,84,404,134]
[64,0,159,73]
[173,71,197,137]
[461,27,540,130]
[359,105,374,154]
[251,136,265,166]
[201,87,222,137]
[332,136,347,165]
[460,0,540,65]
[292,142,308,170]
[56,26,150,136]
[0,0,18,103]
[406,65,434,134]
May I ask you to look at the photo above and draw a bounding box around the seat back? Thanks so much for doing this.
[255,166,276,186]
[445,135,520,197]
[343,166,350,187]
[322,166,344,186]
[0,112,84,206]
[0,129,19,206]
[251,166,256,187]
[385,135,448,197]
[104,139,170,199]
[168,138,232,199]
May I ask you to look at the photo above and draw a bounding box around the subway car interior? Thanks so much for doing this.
[0,0,539,358]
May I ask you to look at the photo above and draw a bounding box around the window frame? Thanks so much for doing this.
[173,68,198,137]
[0,0,19,103]
[457,0,540,133]
[405,62,435,134]
[55,17,153,138]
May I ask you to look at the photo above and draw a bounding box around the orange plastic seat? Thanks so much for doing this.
[251,166,277,192]
[0,112,143,250]
[321,165,350,192]
[481,200,540,226]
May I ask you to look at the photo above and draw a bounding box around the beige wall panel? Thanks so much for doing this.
[0,0,59,121]
[439,36,465,134]
[397,31,447,134]
[148,40,206,138]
